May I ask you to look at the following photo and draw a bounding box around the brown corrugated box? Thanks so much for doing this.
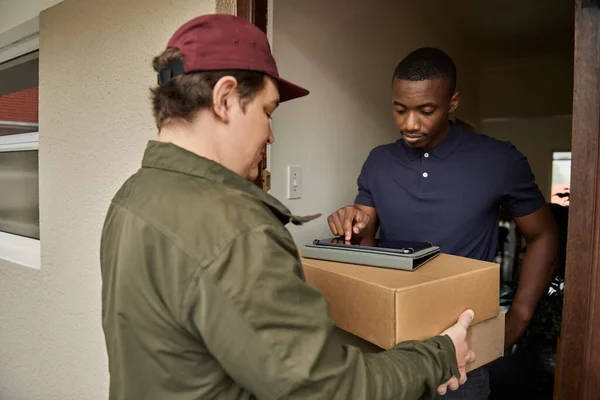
[331,313,505,372]
[300,253,504,370]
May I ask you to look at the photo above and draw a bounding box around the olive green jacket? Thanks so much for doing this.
[100,141,460,400]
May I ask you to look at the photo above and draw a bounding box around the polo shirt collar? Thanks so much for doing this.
[141,140,320,226]
[399,121,464,161]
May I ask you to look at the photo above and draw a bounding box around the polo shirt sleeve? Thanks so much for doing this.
[500,144,546,217]
[354,151,376,207]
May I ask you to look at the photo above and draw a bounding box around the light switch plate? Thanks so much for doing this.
[287,165,302,199]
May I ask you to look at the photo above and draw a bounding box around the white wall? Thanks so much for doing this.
[270,0,481,246]
[480,53,574,120]
[479,53,574,200]
[0,1,232,398]
[482,116,572,200]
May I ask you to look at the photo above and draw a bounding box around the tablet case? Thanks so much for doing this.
[302,241,441,271]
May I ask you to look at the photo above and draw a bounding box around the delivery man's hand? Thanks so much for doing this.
[437,310,476,396]
[328,205,371,240]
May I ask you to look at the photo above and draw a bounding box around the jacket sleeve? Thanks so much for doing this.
[181,223,460,400]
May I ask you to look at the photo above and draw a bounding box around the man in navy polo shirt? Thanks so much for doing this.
[327,47,558,399]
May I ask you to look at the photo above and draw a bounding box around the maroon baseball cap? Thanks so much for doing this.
[161,14,309,102]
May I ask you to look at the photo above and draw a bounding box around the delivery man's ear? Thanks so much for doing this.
[212,76,239,123]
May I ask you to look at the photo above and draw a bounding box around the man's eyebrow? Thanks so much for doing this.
[271,99,280,109]
[392,101,438,108]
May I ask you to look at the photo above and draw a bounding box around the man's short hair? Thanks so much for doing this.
[150,48,267,129]
[393,47,457,95]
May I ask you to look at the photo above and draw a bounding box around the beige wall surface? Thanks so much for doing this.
[482,116,572,200]
[269,0,481,247]
[0,0,224,398]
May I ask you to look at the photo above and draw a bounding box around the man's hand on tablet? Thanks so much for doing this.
[327,205,372,240]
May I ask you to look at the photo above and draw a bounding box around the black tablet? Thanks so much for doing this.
[312,237,433,255]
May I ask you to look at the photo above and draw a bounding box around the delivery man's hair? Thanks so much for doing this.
[150,48,266,129]
[393,47,457,95]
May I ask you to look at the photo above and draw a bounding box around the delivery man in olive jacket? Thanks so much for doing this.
[100,14,476,400]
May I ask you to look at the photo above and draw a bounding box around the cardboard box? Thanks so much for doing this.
[300,253,500,349]
[331,312,505,372]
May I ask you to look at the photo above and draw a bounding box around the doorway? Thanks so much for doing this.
[238,0,600,398]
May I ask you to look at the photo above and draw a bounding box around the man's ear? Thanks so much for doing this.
[449,91,461,114]
[212,76,239,123]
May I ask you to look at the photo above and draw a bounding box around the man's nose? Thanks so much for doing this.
[267,130,274,145]
[403,112,420,132]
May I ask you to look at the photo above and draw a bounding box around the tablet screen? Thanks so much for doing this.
[312,237,433,254]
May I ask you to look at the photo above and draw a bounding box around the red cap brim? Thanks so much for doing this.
[275,77,310,102]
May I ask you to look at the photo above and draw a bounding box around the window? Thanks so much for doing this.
[0,132,39,238]
[551,151,571,207]
[0,51,40,269]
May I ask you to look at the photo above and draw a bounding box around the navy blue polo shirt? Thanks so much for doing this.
[354,122,546,262]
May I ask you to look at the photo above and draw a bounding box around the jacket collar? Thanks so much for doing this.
[141,141,320,226]
[400,121,464,161]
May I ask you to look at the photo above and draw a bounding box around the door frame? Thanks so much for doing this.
[237,0,270,191]
[555,0,600,397]
[240,0,600,396]
[237,0,268,34]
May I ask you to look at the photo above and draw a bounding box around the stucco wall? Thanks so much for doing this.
[0,0,227,398]
[216,0,236,14]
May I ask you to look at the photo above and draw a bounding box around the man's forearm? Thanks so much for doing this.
[512,232,558,318]
[358,336,460,400]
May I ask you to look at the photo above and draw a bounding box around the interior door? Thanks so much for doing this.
[236,0,271,191]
